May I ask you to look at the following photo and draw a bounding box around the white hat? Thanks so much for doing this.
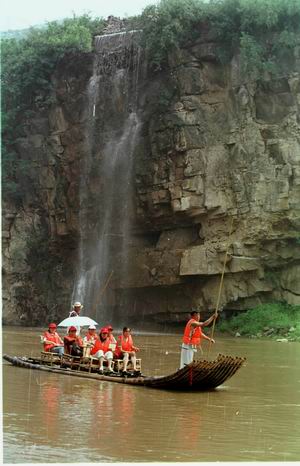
[73,302,83,309]
[88,324,96,330]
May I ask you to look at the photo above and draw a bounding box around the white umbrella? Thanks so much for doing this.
[58,316,99,328]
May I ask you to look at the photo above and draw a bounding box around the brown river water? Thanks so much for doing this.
[2,326,300,463]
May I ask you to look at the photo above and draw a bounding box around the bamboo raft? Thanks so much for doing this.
[3,353,245,391]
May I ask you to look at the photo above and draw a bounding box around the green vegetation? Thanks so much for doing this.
[2,15,105,203]
[140,0,300,74]
[218,303,300,341]
[2,15,105,115]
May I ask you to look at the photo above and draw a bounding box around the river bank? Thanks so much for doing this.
[219,303,300,342]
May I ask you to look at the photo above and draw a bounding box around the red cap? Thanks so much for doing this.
[107,325,113,331]
[48,323,57,329]
[69,326,77,332]
[100,327,109,334]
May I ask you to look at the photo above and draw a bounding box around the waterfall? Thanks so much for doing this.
[72,31,142,323]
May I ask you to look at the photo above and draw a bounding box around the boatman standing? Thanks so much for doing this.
[180,310,217,369]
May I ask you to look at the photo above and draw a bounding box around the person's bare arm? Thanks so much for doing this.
[43,339,63,347]
[201,332,215,343]
[190,315,215,328]
[200,312,218,327]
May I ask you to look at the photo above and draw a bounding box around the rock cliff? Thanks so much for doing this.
[2,32,300,326]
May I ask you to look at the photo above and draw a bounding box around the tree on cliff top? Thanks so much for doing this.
[140,0,300,72]
[2,15,105,202]
[2,15,105,121]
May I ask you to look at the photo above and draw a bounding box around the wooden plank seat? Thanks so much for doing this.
[80,344,119,372]
[84,357,117,373]
[61,353,115,373]
[77,356,100,373]
[60,353,81,370]
[114,358,141,373]
[40,350,141,374]
[40,351,62,366]
[78,345,99,372]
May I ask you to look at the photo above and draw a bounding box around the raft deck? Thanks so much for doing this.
[3,353,245,391]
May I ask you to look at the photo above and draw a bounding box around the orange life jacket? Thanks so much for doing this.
[43,331,63,352]
[91,338,110,355]
[182,319,202,345]
[115,334,134,357]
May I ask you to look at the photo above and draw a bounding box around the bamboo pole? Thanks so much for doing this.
[207,217,234,356]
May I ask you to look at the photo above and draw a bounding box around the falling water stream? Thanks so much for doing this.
[72,31,142,322]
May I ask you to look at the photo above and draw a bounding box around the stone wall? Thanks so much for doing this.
[125,41,300,322]
[2,36,300,326]
[2,53,94,325]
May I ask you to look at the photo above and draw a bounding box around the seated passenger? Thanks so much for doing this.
[82,324,99,357]
[83,324,99,345]
[90,327,114,374]
[115,327,140,376]
[64,326,83,356]
[107,325,117,352]
[42,323,64,355]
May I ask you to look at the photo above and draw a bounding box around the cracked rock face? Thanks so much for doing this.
[2,38,300,326]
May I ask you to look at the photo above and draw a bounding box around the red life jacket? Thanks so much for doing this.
[182,319,202,345]
[114,334,134,357]
[63,335,83,354]
[91,338,110,355]
[43,331,63,352]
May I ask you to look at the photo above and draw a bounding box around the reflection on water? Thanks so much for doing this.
[2,326,300,462]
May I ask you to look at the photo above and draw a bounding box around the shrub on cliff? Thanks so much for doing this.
[140,0,300,74]
[218,303,300,340]
[2,15,105,120]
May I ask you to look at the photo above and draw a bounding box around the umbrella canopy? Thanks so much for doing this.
[58,316,98,328]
